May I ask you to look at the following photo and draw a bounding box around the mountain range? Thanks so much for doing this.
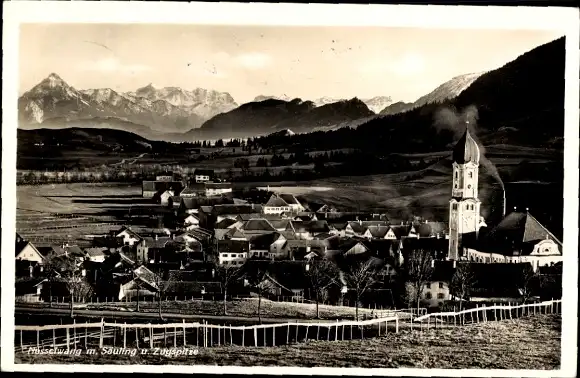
[17,37,562,144]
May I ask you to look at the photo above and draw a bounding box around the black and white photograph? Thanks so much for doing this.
[2,2,578,376]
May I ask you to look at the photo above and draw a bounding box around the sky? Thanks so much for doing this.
[19,24,562,104]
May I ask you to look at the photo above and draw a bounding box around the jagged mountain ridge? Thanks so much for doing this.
[254,95,392,114]
[379,72,484,115]
[18,74,236,134]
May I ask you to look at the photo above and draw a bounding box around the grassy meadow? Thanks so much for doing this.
[14,314,561,369]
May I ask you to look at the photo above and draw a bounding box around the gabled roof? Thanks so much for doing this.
[241,219,277,232]
[85,247,107,257]
[265,195,290,207]
[218,239,250,253]
[249,232,284,250]
[270,219,293,230]
[181,184,205,195]
[237,213,262,221]
[140,237,171,249]
[199,205,214,213]
[93,236,125,248]
[366,225,391,238]
[225,228,248,240]
[278,193,301,206]
[291,220,331,234]
[116,227,142,240]
[215,218,238,229]
[486,211,561,246]
[180,197,198,210]
[133,265,160,287]
[389,225,412,239]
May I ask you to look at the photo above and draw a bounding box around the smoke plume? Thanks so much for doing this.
[433,105,504,191]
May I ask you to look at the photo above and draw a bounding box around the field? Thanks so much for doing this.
[15,142,563,243]
[17,298,383,322]
[14,314,561,369]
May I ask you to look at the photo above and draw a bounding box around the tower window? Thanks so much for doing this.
[454,184,458,189]
[468,172,473,178]
[452,204,457,210]
[455,172,458,179]
[467,185,472,189]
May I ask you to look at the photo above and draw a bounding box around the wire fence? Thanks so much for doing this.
[15,315,400,352]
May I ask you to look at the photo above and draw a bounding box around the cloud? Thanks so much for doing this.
[80,57,152,73]
[233,52,272,70]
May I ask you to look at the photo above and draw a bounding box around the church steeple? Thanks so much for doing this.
[448,121,482,261]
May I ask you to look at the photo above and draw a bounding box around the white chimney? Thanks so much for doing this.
[155,234,158,241]
[453,260,457,268]
[431,260,435,268]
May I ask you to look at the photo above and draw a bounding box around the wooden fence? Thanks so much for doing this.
[410,299,561,330]
[14,315,399,352]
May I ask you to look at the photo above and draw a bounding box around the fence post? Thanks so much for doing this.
[183,320,187,347]
[124,323,127,348]
[395,317,399,333]
[135,328,139,349]
[149,324,153,349]
[73,320,77,349]
[174,326,177,347]
[99,318,104,349]
[272,325,276,346]
[66,326,70,352]
[229,325,233,346]
[287,324,290,344]
[335,320,338,341]
[37,329,40,349]
[342,324,345,340]
[85,322,88,347]
[295,320,299,342]
[242,326,245,347]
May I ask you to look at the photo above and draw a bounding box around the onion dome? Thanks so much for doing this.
[453,127,480,164]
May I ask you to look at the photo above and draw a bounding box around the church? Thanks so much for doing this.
[447,125,563,271]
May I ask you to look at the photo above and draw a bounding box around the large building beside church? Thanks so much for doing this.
[447,124,562,270]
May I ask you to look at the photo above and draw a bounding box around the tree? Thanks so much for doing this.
[44,253,92,317]
[342,259,379,321]
[215,264,243,315]
[450,262,475,312]
[404,249,434,311]
[517,263,537,303]
[243,260,271,324]
[306,259,340,318]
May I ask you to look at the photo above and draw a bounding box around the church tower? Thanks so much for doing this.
[448,123,482,260]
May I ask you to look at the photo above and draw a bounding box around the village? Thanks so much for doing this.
[15,129,564,316]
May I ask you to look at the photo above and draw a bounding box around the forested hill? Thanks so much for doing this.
[253,37,565,153]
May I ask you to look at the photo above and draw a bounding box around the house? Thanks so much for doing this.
[315,204,338,214]
[213,204,257,224]
[223,228,249,241]
[15,277,48,302]
[270,219,293,232]
[217,240,250,266]
[363,225,391,239]
[248,232,288,259]
[240,218,277,236]
[183,214,201,230]
[160,190,175,205]
[288,220,331,240]
[419,261,456,308]
[278,193,306,213]
[168,196,183,210]
[136,236,172,263]
[119,265,161,301]
[84,247,107,263]
[293,212,318,222]
[205,182,233,197]
[114,227,143,247]
[463,211,563,271]
[345,221,388,237]
[15,236,44,264]
[193,169,214,183]
[263,194,291,215]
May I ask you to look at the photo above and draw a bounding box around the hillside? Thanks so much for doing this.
[197,98,374,139]
[379,72,484,115]
[257,36,565,152]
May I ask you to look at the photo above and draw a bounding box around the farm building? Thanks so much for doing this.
[278,193,306,213]
[218,239,250,266]
[142,180,184,199]
[205,182,233,197]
